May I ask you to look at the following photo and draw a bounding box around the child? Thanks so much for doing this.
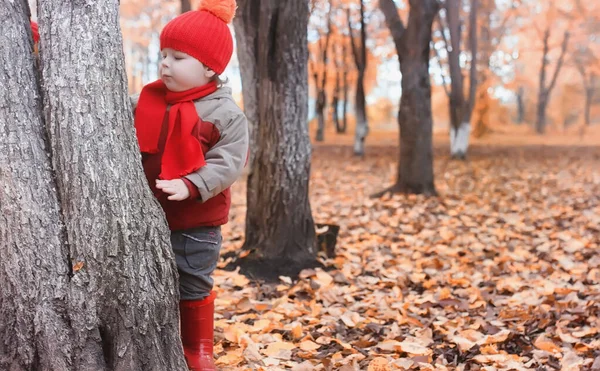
[132,0,248,369]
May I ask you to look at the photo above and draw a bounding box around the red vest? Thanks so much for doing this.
[142,113,230,231]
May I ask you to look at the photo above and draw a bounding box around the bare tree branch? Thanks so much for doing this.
[467,0,478,117]
[546,31,570,94]
[432,41,451,97]
[379,0,406,59]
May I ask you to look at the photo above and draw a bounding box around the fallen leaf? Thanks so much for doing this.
[534,335,561,353]
[367,357,390,371]
[298,340,321,352]
[314,270,334,287]
[399,341,432,356]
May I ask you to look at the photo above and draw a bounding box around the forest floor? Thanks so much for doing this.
[213,129,600,370]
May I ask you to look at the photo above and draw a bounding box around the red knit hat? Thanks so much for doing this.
[160,0,236,75]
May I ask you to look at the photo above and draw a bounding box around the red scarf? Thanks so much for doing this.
[134,80,218,180]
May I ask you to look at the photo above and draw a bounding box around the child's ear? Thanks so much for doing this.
[205,69,216,79]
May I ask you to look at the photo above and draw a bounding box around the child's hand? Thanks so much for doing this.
[156,179,190,201]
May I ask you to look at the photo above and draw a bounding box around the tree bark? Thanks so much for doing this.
[536,28,569,134]
[1,4,72,369]
[347,1,368,156]
[234,0,317,277]
[5,1,186,370]
[378,0,438,196]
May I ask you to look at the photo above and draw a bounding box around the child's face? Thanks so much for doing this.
[159,48,215,92]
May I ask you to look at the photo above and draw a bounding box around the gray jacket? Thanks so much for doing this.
[131,86,249,202]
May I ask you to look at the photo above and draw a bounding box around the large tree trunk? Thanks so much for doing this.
[379,0,438,196]
[0,4,72,369]
[1,2,187,370]
[234,0,317,278]
[233,5,259,171]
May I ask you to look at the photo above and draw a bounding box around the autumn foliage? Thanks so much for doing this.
[214,142,600,370]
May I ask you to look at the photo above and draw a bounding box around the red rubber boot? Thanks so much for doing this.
[179,291,217,371]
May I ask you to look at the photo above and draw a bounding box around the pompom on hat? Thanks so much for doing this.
[160,0,237,75]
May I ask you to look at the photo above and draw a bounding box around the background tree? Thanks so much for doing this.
[436,0,479,158]
[331,39,351,133]
[181,0,191,13]
[515,2,571,134]
[309,0,334,141]
[571,0,600,128]
[233,0,318,278]
[1,1,187,369]
[378,0,439,195]
[347,0,369,156]
[471,0,513,136]
[536,27,570,134]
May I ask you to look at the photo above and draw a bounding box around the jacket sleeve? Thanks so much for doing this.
[184,113,249,202]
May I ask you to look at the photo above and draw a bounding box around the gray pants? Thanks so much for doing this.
[170,226,222,300]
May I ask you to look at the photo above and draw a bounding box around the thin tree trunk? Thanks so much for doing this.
[354,71,368,154]
[234,0,317,277]
[536,28,569,134]
[38,1,186,369]
[584,88,593,126]
[341,41,349,133]
[315,4,333,142]
[536,29,550,134]
[1,4,72,369]
[446,0,477,158]
[379,0,438,196]
[472,0,492,137]
[332,62,341,132]
[445,0,470,159]
[181,0,192,13]
[316,90,326,141]
[466,0,478,123]
[348,1,368,156]
[578,68,595,127]
[446,0,464,133]
[516,85,525,124]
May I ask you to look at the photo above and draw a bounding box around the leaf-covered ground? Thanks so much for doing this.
[214,142,600,371]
